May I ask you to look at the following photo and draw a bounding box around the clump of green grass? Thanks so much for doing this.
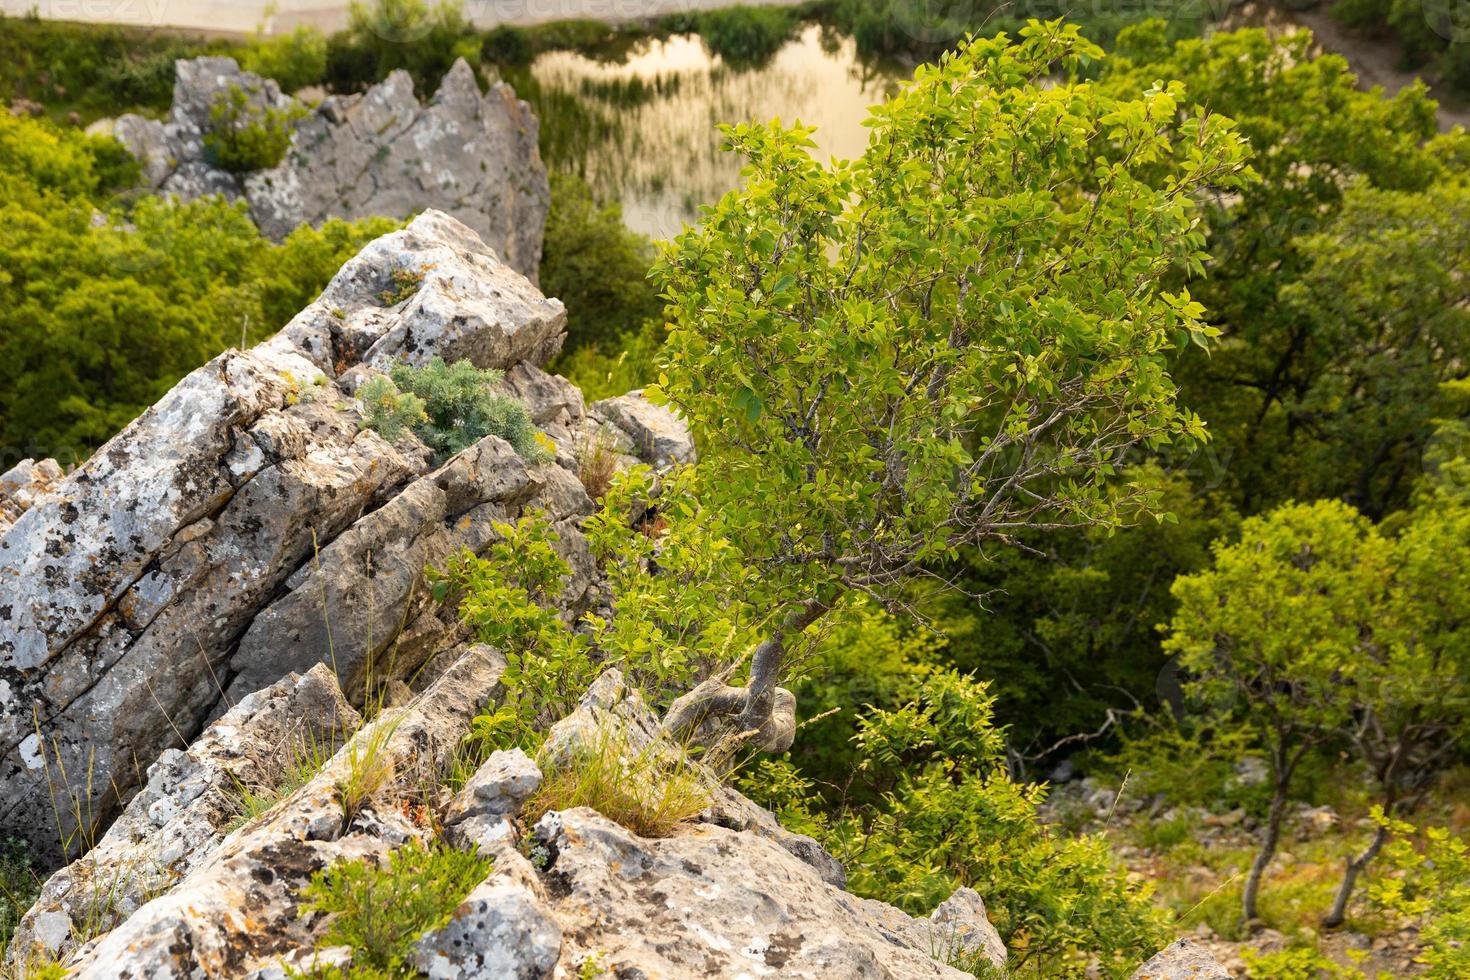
[526,729,710,839]
[0,836,41,958]
[336,716,401,826]
[298,839,490,977]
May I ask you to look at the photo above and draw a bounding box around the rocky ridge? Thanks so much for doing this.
[112,57,548,278]
[0,210,688,866]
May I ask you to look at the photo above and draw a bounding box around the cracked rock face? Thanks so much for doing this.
[0,211,688,866]
[7,664,362,964]
[112,57,549,279]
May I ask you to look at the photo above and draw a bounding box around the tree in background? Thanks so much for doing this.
[1165,501,1384,923]
[0,112,394,461]
[1099,22,1465,518]
[650,20,1252,760]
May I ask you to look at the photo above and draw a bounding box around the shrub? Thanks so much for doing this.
[299,838,491,975]
[358,358,550,464]
[1373,818,1470,979]
[524,729,710,838]
[239,26,328,93]
[693,6,797,68]
[358,374,427,443]
[540,172,660,355]
[202,83,305,173]
[326,0,478,94]
[437,515,599,753]
[744,671,1168,978]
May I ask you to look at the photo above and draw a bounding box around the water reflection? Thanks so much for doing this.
[528,25,905,239]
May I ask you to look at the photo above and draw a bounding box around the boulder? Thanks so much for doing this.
[442,748,542,853]
[61,644,506,979]
[113,57,549,279]
[1131,938,1232,979]
[530,807,992,979]
[0,211,688,864]
[7,664,361,963]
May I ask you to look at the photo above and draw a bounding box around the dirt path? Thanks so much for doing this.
[1229,1,1470,131]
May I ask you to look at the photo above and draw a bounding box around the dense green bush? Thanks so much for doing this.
[746,670,1168,977]
[364,357,551,463]
[0,112,392,461]
[540,172,661,354]
[202,83,306,173]
[324,0,479,94]
[238,26,328,93]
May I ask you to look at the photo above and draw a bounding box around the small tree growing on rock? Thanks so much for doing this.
[649,20,1252,763]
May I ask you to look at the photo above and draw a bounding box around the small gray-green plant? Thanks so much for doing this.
[297,839,490,976]
[358,374,427,443]
[358,357,550,465]
[202,83,305,174]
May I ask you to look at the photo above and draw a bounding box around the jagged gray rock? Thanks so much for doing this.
[442,748,542,853]
[532,807,993,979]
[0,210,688,865]
[411,848,562,980]
[61,644,505,979]
[0,457,63,535]
[1131,938,1232,979]
[7,664,361,964]
[112,57,549,278]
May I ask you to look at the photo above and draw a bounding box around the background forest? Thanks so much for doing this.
[2,1,1469,976]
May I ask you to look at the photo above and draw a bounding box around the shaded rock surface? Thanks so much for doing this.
[112,57,548,278]
[0,211,688,864]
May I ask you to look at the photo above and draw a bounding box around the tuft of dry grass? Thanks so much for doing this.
[575,430,618,501]
[525,729,710,839]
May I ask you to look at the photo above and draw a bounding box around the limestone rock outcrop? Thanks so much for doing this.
[7,664,361,963]
[1130,938,1232,979]
[0,457,63,536]
[12,656,1010,978]
[0,210,687,865]
[112,57,548,278]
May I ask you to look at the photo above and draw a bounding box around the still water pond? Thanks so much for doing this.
[524,25,907,239]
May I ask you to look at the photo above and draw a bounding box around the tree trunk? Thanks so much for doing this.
[662,599,830,760]
[1322,820,1390,929]
[1242,776,1290,924]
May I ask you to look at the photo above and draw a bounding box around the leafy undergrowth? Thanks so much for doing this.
[1053,764,1470,977]
[297,839,490,978]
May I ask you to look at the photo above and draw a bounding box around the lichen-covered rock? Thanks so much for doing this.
[7,664,361,964]
[0,457,63,535]
[0,210,685,864]
[411,848,561,980]
[442,748,542,853]
[1131,938,1232,979]
[531,807,988,979]
[113,57,549,278]
[61,644,505,979]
